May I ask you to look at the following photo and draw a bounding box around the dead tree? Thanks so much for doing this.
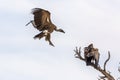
[74,47,115,80]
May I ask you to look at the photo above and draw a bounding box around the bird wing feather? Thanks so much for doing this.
[32,8,51,31]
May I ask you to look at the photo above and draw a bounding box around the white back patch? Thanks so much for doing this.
[43,30,49,35]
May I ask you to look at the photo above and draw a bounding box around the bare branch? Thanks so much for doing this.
[104,51,110,71]
[74,47,85,61]
[117,62,120,80]
[118,62,120,73]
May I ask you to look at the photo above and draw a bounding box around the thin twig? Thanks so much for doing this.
[104,51,110,71]
[74,47,85,60]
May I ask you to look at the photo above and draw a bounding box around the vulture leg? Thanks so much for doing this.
[86,56,94,66]
[45,33,54,47]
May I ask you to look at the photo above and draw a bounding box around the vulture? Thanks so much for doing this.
[84,44,100,67]
[26,8,65,46]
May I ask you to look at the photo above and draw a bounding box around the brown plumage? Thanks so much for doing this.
[26,8,65,46]
[84,44,100,67]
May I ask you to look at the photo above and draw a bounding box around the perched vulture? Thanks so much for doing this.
[84,44,100,67]
[26,8,65,46]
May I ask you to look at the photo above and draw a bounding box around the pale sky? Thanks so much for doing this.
[0,0,120,80]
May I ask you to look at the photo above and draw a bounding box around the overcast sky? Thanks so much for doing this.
[0,0,120,80]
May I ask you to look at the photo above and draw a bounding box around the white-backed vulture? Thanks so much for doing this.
[26,8,65,46]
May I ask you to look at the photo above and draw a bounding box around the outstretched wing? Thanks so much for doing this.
[31,8,51,31]
[32,8,43,27]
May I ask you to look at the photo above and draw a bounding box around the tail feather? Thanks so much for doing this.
[34,32,44,39]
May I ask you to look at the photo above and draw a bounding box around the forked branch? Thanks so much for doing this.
[74,47,85,61]
[74,47,115,80]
